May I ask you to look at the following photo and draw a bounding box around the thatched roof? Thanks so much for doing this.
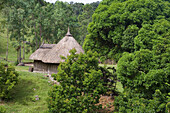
[42,33,84,63]
[29,44,56,61]
[29,28,84,64]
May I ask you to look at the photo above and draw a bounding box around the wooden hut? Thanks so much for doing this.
[29,28,84,74]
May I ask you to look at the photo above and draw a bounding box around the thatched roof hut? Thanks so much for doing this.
[42,30,84,63]
[29,28,84,74]
[29,44,56,61]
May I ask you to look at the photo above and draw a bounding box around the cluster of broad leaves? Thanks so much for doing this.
[48,49,110,113]
[0,63,19,99]
[83,0,170,62]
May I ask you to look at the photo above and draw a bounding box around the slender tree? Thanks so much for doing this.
[8,0,27,63]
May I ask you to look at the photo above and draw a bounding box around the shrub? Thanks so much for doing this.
[115,49,170,112]
[0,106,6,113]
[83,0,169,62]
[114,88,170,113]
[0,63,19,99]
[48,49,108,113]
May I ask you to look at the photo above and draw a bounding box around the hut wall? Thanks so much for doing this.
[34,60,45,72]
[33,60,58,74]
[46,63,59,74]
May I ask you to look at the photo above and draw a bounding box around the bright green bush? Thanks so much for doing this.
[114,12,170,112]
[83,0,170,62]
[115,48,170,112]
[0,106,6,113]
[0,63,19,99]
[48,49,108,113]
[114,88,170,113]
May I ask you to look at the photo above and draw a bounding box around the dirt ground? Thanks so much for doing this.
[97,95,115,113]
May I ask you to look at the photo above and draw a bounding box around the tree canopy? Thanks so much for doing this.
[82,0,170,111]
[48,49,107,112]
[0,0,100,63]
[83,0,170,61]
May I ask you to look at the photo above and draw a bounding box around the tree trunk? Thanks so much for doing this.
[34,24,38,49]
[23,40,25,60]
[19,46,21,63]
[18,46,21,63]
[17,48,19,64]
[18,32,22,63]
[32,15,38,50]
[6,27,9,61]
[39,24,42,47]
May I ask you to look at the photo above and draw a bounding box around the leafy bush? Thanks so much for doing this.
[114,13,170,112]
[48,49,108,113]
[0,63,19,99]
[114,89,170,113]
[83,0,169,62]
[0,106,6,113]
[115,48,170,112]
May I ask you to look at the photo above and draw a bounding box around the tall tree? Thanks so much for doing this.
[2,7,12,61]
[83,0,170,61]
[51,1,74,42]
[8,0,27,63]
[70,2,84,17]
[78,4,94,45]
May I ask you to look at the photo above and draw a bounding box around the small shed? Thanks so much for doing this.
[29,28,84,74]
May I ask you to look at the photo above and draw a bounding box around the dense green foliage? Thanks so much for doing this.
[115,25,170,112]
[1,0,169,112]
[0,0,100,63]
[117,49,169,92]
[83,0,170,61]
[0,0,8,11]
[115,49,170,112]
[0,106,6,113]
[0,63,19,99]
[79,0,170,112]
[77,2,99,45]
[48,49,108,113]
[114,89,170,112]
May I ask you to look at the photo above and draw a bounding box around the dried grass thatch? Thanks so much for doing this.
[29,44,56,61]
[42,35,84,63]
[30,28,84,64]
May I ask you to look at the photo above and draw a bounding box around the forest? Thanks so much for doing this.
[0,0,170,112]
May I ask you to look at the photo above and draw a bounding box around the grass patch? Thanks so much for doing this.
[2,71,51,113]
[15,66,30,72]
